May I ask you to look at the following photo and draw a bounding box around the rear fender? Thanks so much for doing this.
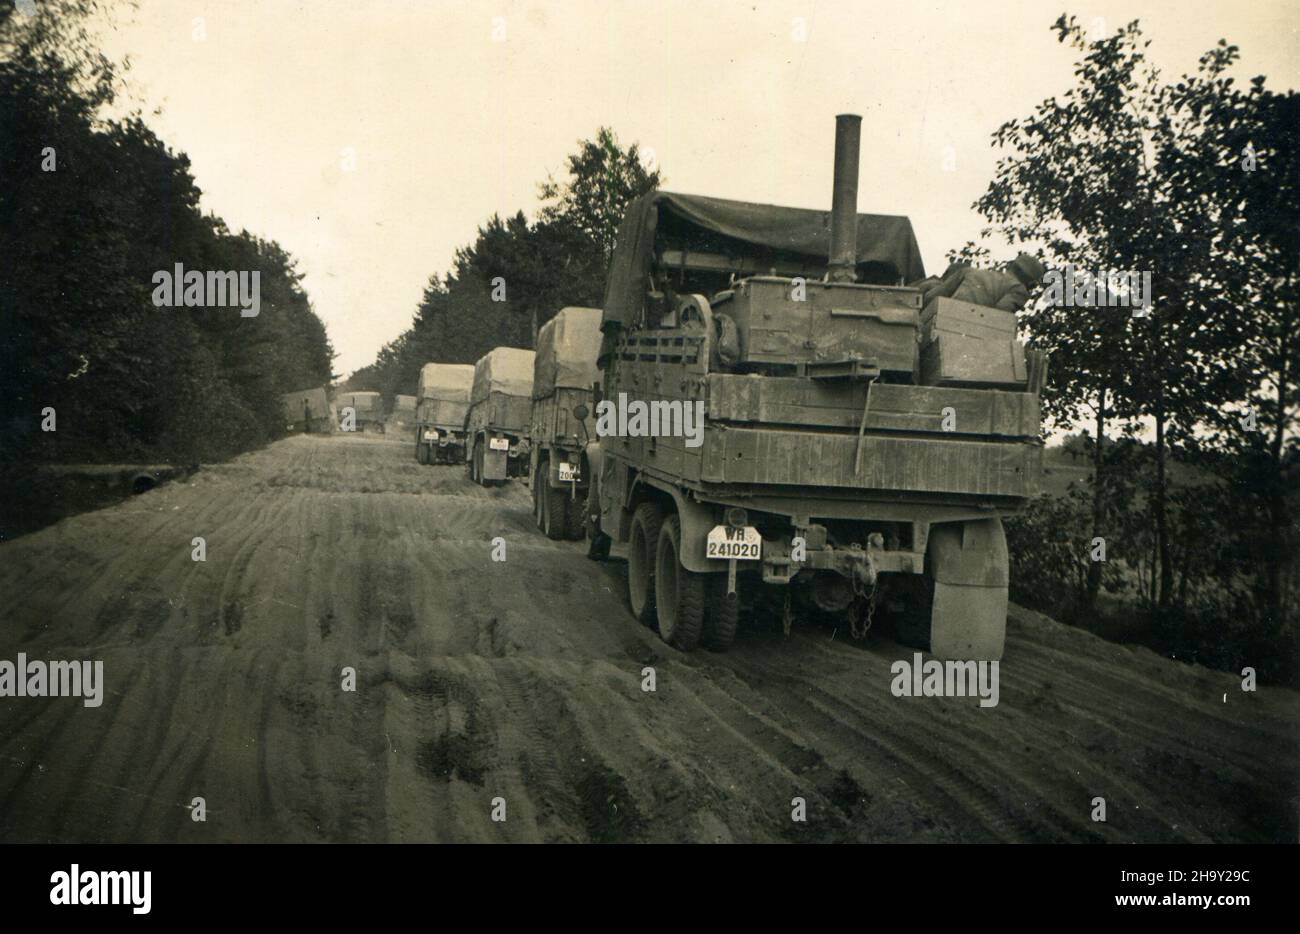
[638,479,719,574]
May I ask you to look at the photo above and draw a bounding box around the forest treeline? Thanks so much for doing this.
[0,2,334,467]
[340,127,659,398]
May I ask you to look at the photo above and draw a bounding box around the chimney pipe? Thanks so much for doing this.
[828,113,862,284]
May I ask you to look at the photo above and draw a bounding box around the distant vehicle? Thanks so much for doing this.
[414,364,474,465]
[281,386,332,433]
[529,307,602,539]
[584,115,1046,658]
[387,393,418,435]
[465,347,534,485]
[336,391,385,433]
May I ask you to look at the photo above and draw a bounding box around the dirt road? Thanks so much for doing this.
[1,434,1295,842]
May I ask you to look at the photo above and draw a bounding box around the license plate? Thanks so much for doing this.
[488,437,509,451]
[557,462,578,481]
[706,525,761,560]
[423,430,438,441]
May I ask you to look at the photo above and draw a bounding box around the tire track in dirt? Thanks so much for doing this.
[1,434,1295,843]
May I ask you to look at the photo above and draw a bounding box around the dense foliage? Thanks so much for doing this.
[0,2,335,466]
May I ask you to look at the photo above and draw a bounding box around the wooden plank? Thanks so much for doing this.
[701,427,1040,497]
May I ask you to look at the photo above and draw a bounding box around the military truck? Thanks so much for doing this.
[414,363,474,465]
[465,347,535,485]
[584,115,1045,659]
[529,307,602,539]
[337,391,385,433]
[281,386,332,433]
[388,393,418,435]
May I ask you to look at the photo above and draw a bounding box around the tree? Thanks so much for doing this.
[971,16,1267,611]
[350,128,660,394]
[0,0,335,468]
[538,126,661,264]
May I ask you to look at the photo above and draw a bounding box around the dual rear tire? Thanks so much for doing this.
[627,502,736,652]
[533,458,583,540]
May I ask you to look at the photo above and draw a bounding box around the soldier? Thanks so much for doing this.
[912,253,1046,313]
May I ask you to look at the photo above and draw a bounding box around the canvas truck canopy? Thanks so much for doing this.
[417,363,475,402]
[533,307,603,399]
[340,392,381,414]
[472,347,535,405]
[599,191,926,364]
[281,387,329,421]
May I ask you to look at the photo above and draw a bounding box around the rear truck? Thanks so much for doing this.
[529,307,603,539]
[281,386,332,433]
[414,363,474,465]
[466,347,535,486]
[388,393,418,436]
[584,114,1047,659]
[337,391,386,433]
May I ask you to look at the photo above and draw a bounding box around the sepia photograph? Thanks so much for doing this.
[0,0,1296,908]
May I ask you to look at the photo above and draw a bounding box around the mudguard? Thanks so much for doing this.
[927,518,1008,661]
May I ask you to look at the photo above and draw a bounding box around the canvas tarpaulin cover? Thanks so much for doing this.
[599,191,926,363]
[340,392,381,414]
[471,347,535,405]
[281,387,329,421]
[392,394,417,414]
[417,363,475,402]
[533,307,602,399]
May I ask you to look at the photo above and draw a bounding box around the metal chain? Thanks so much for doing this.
[851,579,878,641]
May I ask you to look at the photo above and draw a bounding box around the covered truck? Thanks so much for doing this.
[584,115,1046,658]
[414,363,475,465]
[388,394,418,434]
[281,386,332,433]
[337,391,385,433]
[465,347,534,485]
[530,307,602,539]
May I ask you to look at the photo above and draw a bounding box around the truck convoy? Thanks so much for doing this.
[530,307,603,539]
[414,363,474,464]
[281,386,332,433]
[466,347,535,485]
[337,391,385,433]
[583,114,1045,660]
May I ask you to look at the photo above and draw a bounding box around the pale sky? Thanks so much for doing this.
[95,0,1300,376]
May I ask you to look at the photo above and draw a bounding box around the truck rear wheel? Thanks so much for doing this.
[563,488,585,541]
[703,575,740,651]
[532,468,543,529]
[627,502,662,626]
[540,464,569,540]
[468,440,481,484]
[655,514,704,651]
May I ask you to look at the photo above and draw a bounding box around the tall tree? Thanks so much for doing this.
[972,16,1264,610]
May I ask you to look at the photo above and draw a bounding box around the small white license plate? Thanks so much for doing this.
[557,462,578,481]
[706,525,761,560]
[423,430,438,441]
[489,437,509,451]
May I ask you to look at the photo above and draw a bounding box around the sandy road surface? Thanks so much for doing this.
[0,434,1296,842]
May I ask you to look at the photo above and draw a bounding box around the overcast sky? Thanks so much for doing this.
[96,0,1299,376]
